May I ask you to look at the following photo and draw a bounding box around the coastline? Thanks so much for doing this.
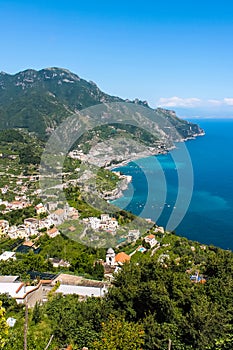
[106,132,205,171]
[106,131,205,201]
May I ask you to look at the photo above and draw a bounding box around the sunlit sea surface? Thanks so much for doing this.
[111,119,233,250]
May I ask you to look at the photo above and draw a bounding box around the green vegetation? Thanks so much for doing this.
[0,301,8,349]
[3,228,233,350]
[0,68,202,142]
[65,185,102,218]
[0,129,44,166]
[96,167,119,192]
[0,234,106,280]
[3,238,233,349]
[0,206,36,226]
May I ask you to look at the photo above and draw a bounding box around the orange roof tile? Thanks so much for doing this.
[23,241,34,247]
[146,234,155,239]
[48,227,58,234]
[115,252,130,263]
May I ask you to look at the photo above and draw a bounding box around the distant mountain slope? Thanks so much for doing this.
[0,67,203,141]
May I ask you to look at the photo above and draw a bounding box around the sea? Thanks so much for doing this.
[111,119,233,250]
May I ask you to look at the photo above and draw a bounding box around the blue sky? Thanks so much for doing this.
[1,0,233,117]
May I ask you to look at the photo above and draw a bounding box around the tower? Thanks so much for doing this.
[106,248,115,266]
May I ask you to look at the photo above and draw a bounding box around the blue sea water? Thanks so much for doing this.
[111,119,233,250]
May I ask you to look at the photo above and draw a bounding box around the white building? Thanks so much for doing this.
[55,284,108,298]
[89,217,101,230]
[7,226,18,239]
[144,234,158,248]
[47,227,60,238]
[128,229,140,243]
[106,248,116,266]
[16,225,29,239]
[48,207,69,226]
[101,214,110,222]
[35,203,46,215]
[24,218,39,229]
[0,251,16,261]
[0,282,42,307]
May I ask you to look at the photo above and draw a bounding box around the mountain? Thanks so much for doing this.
[0,67,146,136]
[0,67,203,143]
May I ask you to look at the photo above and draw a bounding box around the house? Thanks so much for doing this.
[7,317,17,327]
[89,217,101,230]
[1,186,8,195]
[49,258,71,268]
[35,203,46,215]
[51,274,108,298]
[128,229,140,243]
[47,227,60,238]
[16,225,29,239]
[0,282,43,307]
[48,208,68,226]
[39,218,53,230]
[105,248,130,266]
[22,241,34,248]
[7,226,18,239]
[144,234,158,248]
[108,217,119,230]
[67,207,79,220]
[101,214,110,222]
[0,251,16,261]
[154,226,165,234]
[0,220,9,235]
[115,252,130,265]
[24,218,39,230]
[9,201,29,210]
[46,202,58,212]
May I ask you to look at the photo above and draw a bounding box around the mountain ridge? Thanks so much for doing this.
[0,67,203,144]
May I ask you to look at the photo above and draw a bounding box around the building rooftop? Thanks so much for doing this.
[52,273,106,288]
[0,251,16,261]
[47,227,59,234]
[53,209,65,216]
[146,234,155,239]
[0,276,19,283]
[0,282,40,299]
[56,284,108,297]
[115,252,130,264]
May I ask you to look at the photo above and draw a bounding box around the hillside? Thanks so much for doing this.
[0,68,203,144]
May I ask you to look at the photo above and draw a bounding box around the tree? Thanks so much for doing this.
[93,315,144,350]
[0,301,8,349]
[32,302,41,324]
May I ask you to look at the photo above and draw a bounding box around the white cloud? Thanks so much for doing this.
[223,98,233,106]
[207,99,222,106]
[158,97,233,108]
[158,97,202,108]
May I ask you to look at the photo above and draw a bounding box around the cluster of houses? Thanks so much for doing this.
[83,214,119,233]
[0,174,41,209]
[0,225,166,311]
[0,244,138,307]
[0,198,31,211]
[0,203,79,240]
